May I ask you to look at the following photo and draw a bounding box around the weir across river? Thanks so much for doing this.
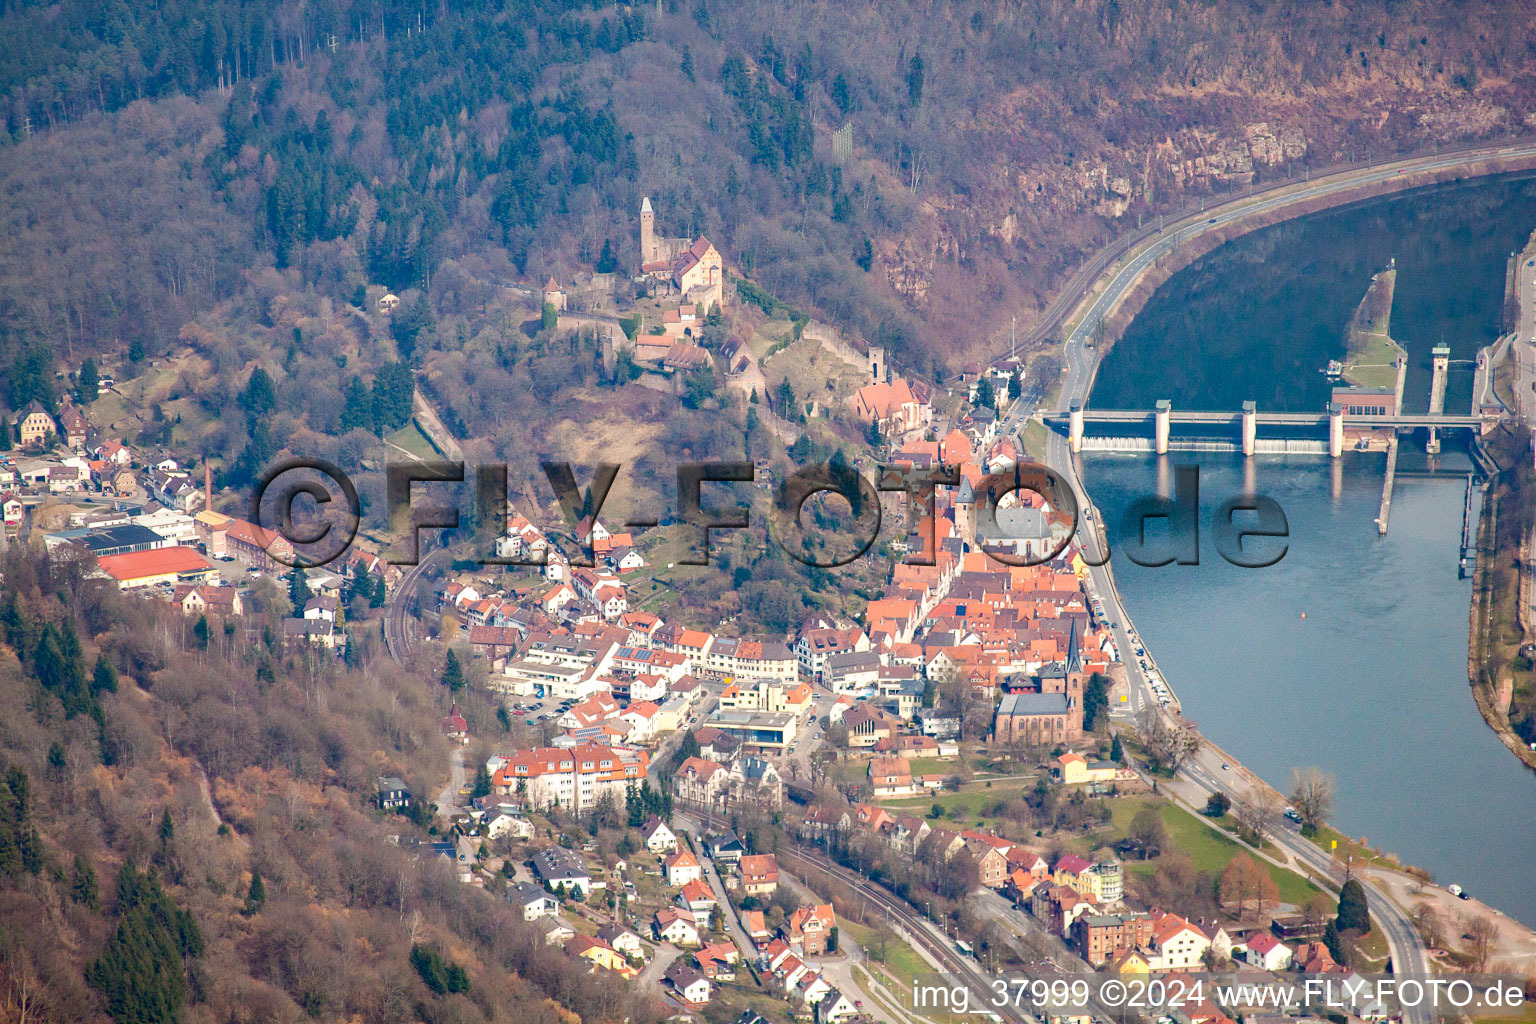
[1048,402,1486,455]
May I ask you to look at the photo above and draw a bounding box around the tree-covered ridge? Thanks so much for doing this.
[0,542,658,1023]
[4,0,1536,420]
[208,2,642,289]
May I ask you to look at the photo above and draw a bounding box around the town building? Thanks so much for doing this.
[490,744,649,814]
[96,547,216,590]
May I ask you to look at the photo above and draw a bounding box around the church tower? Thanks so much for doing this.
[954,476,976,547]
[640,196,657,265]
[868,344,886,382]
[1065,617,1086,734]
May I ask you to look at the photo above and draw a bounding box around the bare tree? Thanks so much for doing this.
[1288,766,1336,832]
[1136,709,1201,773]
[1410,904,1443,950]
[1235,789,1282,844]
[1464,915,1499,973]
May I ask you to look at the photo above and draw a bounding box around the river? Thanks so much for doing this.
[1083,175,1536,927]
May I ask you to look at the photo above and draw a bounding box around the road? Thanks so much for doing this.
[435,746,466,818]
[988,135,1536,1024]
[1004,139,1536,360]
[1514,238,1536,423]
[693,835,758,953]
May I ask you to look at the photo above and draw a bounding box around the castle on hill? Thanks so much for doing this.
[638,197,724,311]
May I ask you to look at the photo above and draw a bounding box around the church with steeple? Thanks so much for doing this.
[993,617,1086,745]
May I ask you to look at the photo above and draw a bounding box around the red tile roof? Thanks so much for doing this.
[97,546,212,582]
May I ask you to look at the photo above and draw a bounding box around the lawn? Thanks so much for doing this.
[1306,825,1393,871]
[842,920,968,1024]
[1019,418,1050,460]
[1342,267,1405,390]
[877,779,1039,831]
[1481,1005,1536,1024]
[905,756,956,776]
[1108,799,1322,906]
[1342,332,1402,389]
[384,420,441,460]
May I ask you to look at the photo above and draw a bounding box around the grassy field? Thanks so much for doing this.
[760,328,870,417]
[1343,267,1405,390]
[905,756,957,776]
[877,777,1040,831]
[842,920,968,1024]
[1306,825,1395,871]
[383,420,440,460]
[1019,418,1050,460]
[1106,799,1323,906]
[1481,1005,1536,1024]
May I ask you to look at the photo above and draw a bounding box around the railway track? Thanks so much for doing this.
[383,549,450,665]
[681,811,1017,1021]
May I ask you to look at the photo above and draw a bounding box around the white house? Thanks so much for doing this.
[1145,912,1210,971]
[664,848,702,887]
[303,596,339,623]
[654,908,700,945]
[508,882,558,921]
[640,815,678,853]
[816,987,859,1022]
[664,961,711,1006]
[1242,931,1293,972]
[486,812,533,840]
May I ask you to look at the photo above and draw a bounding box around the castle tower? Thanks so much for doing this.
[640,197,657,265]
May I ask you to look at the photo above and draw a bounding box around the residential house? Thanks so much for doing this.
[303,595,339,623]
[738,854,779,897]
[509,882,559,921]
[869,755,917,797]
[1071,913,1155,966]
[531,846,595,893]
[641,815,678,853]
[706,832,746,864]
[816,988,859,1023]
[1242,931,1293,972]
[485,812,533,841]
[740,909,771,946]
[673,757,729,808]
[961,837,1010,889]
[1057,751,1122,785]
[491,743,650,814]
[1145,911,1211,971]
[566,935,637,978]
[15,402,55,448]
[56,402,87,450]
[536,917,576,947]
[281,618,336,649]
[679,878,718,917]
[663,960,712,1006]
[784,903,835,956]
[696,940,739,980]
[664,848,703,887]
[376,776,411,811]
[654,907,701,946]
[597,924,644,958]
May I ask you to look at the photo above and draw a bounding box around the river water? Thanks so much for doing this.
[1083,175,1536,926]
